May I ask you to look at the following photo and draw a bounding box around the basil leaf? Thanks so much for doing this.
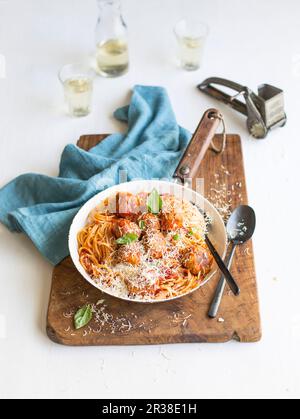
[116,233,139,245]
[74,304,93,330]
[139,220,146,230]
[173,234,180,241]
[188,229,195,236]
[147,189,163,214]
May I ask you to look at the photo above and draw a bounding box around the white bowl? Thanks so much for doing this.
[69,180,227,303]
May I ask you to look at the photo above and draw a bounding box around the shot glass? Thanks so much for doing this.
[174,19,209,71]
[58,63,95,117]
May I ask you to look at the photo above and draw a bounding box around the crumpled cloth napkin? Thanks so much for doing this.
[0,85,191,265]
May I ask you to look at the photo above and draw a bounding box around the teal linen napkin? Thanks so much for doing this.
[0,85,191,265]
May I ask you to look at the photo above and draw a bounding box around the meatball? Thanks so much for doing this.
[113,219,141,239]
[125,268,160,297]
[115,242,143,266]
[160,195,184,232]
[160,212,183,232]
[182,246,213,276]
[143,231,167,259]
[116,192,147,220]
[135,192,148,213]
[139,213,160,231]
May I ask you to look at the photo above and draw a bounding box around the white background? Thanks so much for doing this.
[0,0,299,399]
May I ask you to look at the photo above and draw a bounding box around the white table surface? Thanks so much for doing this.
[0,0,299,399]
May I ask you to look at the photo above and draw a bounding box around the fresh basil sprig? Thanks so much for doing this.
[173,234,180,241]
[139,220,146,230]
[116,233,139,245]
[147,189,163,214]
[74,304,93,330]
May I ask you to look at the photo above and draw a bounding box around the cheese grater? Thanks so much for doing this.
[198,77,287,139]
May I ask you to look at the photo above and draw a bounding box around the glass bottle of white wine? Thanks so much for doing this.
[95,0,129,77]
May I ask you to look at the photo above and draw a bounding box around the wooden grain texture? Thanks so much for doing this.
[46,134,261,346]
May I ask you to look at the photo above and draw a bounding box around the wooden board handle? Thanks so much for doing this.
[173,109,222,182]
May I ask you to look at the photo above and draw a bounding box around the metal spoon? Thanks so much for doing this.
[208,205,256,318]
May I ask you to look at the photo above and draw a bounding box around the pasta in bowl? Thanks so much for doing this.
[69,181,227,303]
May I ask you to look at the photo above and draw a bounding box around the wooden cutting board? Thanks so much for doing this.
[46,134,261,345]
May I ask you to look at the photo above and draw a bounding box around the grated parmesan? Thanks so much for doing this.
[89,196,208,301]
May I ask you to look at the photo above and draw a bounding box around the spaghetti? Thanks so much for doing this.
[77,191,213,301]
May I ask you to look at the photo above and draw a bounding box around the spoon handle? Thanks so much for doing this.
[205,236,240,296]
[208,244,237,318]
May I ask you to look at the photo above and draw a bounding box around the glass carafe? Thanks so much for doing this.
[95,0,129,77]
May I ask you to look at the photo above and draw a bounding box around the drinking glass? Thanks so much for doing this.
[174,19,209,71]
[58,63,95,117]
